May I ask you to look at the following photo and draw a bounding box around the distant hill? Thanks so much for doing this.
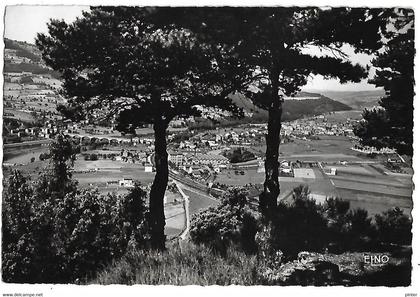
[4,38,42,62]
[4,38,61,79]
[305,89,385,110]
[229,92,352,122]
[4,39,65,126]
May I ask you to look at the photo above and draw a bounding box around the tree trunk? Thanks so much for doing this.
[259,70,282,219]
[149,119,168,250]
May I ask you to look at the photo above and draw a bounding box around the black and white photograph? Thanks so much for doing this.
[1,1,418,294]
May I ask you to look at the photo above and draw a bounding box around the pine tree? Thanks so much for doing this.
[166,7,387,216]
[354,9,414,156]
[36,7,253,249]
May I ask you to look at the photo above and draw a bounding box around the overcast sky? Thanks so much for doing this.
[4,5,381,91]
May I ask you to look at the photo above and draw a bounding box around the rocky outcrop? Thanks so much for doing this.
[258,251,411,286]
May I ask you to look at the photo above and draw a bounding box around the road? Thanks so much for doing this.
[169,177,219,241]
[4,139,52,149]
[150,153,220,240]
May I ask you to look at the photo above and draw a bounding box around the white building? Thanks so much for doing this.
[119,178,134,187]
[191,153,229,166]
[324,167,337,176]
[145,164,154,172]
[168,152,185,167]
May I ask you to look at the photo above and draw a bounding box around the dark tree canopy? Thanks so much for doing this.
[164,7,387,215]
[161,7,386,96]
[36,7,253,128]
[36,7,257,250]
[354,9,414,156]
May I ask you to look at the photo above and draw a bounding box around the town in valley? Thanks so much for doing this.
[3,38,413,239]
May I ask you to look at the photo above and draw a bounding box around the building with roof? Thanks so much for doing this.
[190,153,229,166]
[168,151,185,167]
[119,178,134,187]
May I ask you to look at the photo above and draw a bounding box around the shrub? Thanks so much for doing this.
[266,187,412,259]
[268,186,328,260]
[2,171,36,283]
[322,198,374,252]
[39,152,50,161]
[2,136,150,283]
[190,187,258,255]
[2,171,150,283]
[375,207,412,245]
[223,147,256,163]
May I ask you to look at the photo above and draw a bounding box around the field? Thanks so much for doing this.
[182,188,219,215]
[73,159,156,188]
[214,156,412,216]
[324,164,376,176]
[3,146,49,164]
[4,108,36,123]
[215,168,265,185]
[164,191,186,238]
[31,76,62,86]
[335,189,412,216]
[250,135,362,160]
[279,172,338,202]
[4,81,64,121]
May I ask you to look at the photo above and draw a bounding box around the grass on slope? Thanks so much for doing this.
[91,241,262,285]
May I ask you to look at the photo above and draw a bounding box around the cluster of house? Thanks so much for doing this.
[82,148,150,163]
[63,122,156,147]
[175,127,267,151]
[167,116,198,128]
[5,49,32,64]
[168,151,230,178]
[174,119,354,152]
[282,115,356,138]
[351,144,397,155]
[279,160,293,175]
[173,115,358,152]
[114,149,149,163]
[106,178,135,188]
[7,123,60,140]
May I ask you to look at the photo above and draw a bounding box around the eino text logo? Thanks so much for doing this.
[364,254,390,266]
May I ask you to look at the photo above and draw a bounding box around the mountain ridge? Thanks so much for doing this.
[304,89,385,110]
[229,92,352,122]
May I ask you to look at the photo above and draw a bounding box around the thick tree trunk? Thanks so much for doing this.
[259,70,282,219]
[149,119,168,250]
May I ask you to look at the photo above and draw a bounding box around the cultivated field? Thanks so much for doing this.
[335,188,412,216]
[3,146,49,164]
[164,190,186,238]
[251,135,362,159]
[215,168,265,185]
[214,156,412,216]
[182,188,219,215]
[4,108,36,123]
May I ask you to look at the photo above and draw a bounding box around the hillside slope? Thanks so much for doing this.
[305,89,385,110]
[230,92,352,122]
[4,38,65,128]
[4,38,61,78]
